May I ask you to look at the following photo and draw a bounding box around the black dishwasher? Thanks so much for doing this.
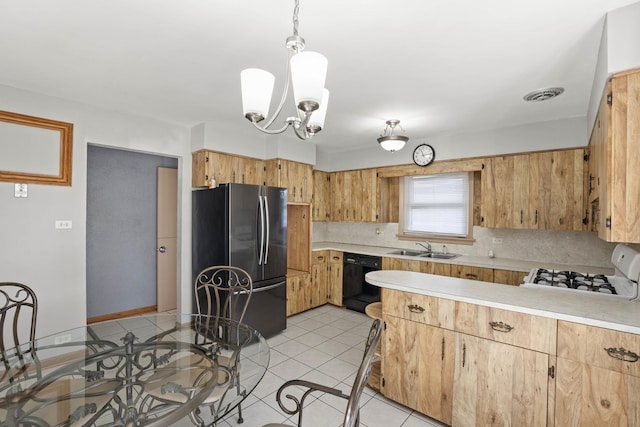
[342,252,381,313]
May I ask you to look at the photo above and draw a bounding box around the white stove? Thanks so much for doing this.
[521,244,640,301]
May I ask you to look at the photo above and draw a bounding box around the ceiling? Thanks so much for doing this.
[1,0,637,155]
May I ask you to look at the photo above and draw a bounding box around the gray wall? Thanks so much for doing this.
[86,145,177,318]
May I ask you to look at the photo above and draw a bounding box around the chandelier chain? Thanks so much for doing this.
[292,0,300,36]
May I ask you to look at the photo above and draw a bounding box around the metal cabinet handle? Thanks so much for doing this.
[441,337,445,361]
[465,273,478,279]
[332,256,340,261]
[489,321,514,333]
[407,304,425,313]
[462,343,466,367]
[604,347,639,363]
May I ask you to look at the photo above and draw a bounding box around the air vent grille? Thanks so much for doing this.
[523,87,564,102]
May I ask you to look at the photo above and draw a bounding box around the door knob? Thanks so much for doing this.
[158,246,166,253]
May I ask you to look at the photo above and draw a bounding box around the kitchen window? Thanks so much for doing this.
[398,172,473,243]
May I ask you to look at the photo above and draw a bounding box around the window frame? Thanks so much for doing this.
[397,171,475,244]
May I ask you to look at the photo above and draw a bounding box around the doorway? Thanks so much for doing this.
[86,145,178,321]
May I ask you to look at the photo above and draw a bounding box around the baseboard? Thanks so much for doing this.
[87,305,157,324]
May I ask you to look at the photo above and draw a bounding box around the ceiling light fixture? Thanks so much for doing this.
[377,120,409,152]
[240,0,329,140]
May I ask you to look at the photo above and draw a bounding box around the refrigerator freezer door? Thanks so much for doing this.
[227,183,262,281]
[262,186,288,281]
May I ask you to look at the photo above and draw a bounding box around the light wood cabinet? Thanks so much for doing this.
[266,159,313,203]
[452,333,551,426]
[286,271,311,316]
[481,148,587,231]
[384,315,455,425]
[311,250,343,306]
[493,268,526,286]
[192,150,265,187]
[556,321,640,426]
[312,170,331,221]
[382,289,455,425]
[381,288,554,426]
[327,251,343,306]
[451,264,493,282]
[331,169,379,222]
[589,69,640,243]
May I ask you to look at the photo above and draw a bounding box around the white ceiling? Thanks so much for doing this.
[1,0,637,155]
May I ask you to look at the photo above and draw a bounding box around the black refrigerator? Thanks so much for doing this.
[192,183,287,337]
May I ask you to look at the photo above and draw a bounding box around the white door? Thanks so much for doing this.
[157,167,178,312]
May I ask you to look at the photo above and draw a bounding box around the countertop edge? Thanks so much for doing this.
[366,270,640,335]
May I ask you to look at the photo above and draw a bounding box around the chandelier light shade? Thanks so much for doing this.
[241,68,275,122]
[290,51,328,111]
[377,120,409,152]
[240,0,329,141]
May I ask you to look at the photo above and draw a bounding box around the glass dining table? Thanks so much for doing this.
[0,314,270,426]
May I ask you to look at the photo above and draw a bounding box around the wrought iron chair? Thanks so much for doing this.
[263,318,383,427]
[0,282,39,386]
[146,266,253,426]
[192,266,253,425]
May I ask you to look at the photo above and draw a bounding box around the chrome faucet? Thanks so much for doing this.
[416,241,432,254]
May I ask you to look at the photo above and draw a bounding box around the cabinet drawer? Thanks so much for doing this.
[312,250,329,264]
[381,288,454,329]
[455,302,556,354]
[558,321,640,378]
[329,250,343,263]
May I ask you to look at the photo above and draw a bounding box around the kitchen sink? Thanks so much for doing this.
[419,252,459,259]
[387,249,459,259]
[387,249,425,256]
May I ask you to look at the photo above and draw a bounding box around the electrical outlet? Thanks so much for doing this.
[55,220,73,229]
[492,238,503,244]
[54,334,71,345]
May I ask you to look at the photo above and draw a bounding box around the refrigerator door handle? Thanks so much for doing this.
[252,281,284,293]
[258,194,265,265]
[264,194,270,264]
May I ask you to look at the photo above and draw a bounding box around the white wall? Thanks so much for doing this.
[0,84,192,338]
[315,116,587,172]
[588,1,640,133]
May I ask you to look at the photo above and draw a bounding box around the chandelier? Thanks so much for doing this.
[377,120,409,152]
[240,0,329,140]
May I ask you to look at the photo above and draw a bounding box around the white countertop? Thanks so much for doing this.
[365,270,640,335]
[312,241,614,274]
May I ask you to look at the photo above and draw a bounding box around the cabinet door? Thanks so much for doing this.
[312,170,331,221]
[556,358,640,427]
[493,269,526,286]
[383,316,454,425]
[451,265,493,282]
[327,252,343,306]
[481,156,515,228]
[192,150,211,187]
[311,263,328,308]
[452,333,550,427]
[359,169,379,222]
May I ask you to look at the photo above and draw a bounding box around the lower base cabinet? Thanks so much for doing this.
[383,315,454,425]
[452,333,550,426]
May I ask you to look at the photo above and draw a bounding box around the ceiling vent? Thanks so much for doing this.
[523,87,564,102]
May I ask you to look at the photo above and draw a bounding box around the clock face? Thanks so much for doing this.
[413,144,435,167]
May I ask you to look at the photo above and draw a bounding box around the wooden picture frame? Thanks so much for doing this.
[0,110,73,186]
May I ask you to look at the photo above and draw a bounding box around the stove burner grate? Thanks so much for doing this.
[532,269,617,294]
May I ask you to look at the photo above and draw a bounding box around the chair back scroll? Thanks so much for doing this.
[193,266,253,342]
[0,282,38,356]
[343,318,383,427]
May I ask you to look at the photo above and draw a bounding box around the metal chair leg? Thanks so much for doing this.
[237,402,243,423]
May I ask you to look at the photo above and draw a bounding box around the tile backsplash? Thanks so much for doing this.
[312,222,619,268]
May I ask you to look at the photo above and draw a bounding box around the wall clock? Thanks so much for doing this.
[413,144,435,167]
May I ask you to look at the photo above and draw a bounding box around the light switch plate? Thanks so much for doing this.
[14,183,28,198]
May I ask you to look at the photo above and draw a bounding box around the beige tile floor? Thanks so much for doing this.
[184,304,448,427]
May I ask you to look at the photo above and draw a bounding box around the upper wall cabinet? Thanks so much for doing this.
[265,159,313,204]
[312,170,331,221]
[481,148,587,231]
[589,69,640,243]
[192,150,265,187]
[330,169,379,222]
